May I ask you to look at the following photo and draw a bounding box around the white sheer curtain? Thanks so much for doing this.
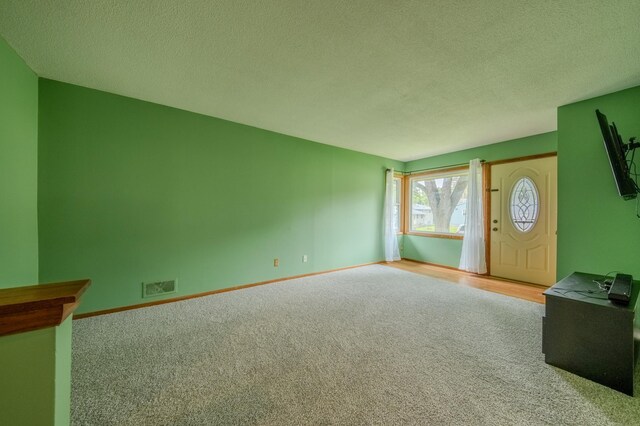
[383,168,401,262]
[459,159,487,273]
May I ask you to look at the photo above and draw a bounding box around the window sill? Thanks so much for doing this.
[404,232,464,240]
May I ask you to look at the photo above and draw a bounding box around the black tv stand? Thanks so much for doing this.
[542,272,640,395]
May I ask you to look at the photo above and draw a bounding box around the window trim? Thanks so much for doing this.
[393,173,405,235]
[403,165,469,240]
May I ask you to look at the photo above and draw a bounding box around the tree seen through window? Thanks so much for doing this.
[410,171,468,234]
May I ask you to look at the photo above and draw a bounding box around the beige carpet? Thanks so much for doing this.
[71,265,640,425]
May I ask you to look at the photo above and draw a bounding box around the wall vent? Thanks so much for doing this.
[142,280,177,298]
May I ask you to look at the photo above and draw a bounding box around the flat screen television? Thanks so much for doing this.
[595,109,637,200]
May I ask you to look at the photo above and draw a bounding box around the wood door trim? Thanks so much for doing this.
[485,152,557,276]
[486,154,557,285]
[483,163,491,275]
[487,152,557,167]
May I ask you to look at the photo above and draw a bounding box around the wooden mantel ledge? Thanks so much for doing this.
[0,279,91,337]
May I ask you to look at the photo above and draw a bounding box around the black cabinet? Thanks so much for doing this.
[542,272,639,395]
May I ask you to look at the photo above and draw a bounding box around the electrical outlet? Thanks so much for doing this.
[274,258,279,267]
[302,255,308,263]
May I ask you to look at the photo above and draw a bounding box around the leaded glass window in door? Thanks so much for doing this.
[509,177,539,232]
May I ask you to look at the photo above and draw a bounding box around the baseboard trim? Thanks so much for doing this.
[74,261,383,319]
[401,257,493,277]
[401,257,466,273]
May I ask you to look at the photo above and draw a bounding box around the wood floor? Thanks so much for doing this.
[384,259,546,304]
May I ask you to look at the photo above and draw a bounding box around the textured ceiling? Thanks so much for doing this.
[1,1,639,161]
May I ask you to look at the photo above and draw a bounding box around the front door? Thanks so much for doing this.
[489,156,557,286]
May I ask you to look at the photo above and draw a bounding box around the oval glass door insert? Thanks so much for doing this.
[509,177,539,232]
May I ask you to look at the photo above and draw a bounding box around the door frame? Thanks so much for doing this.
[483,152,557,276]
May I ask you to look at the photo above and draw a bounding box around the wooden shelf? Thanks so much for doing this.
[0,279,91,336]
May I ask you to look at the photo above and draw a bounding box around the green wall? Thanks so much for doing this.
[0,317,72,426]
[38,79,403,314]
[0,37,72,426]
[54,317,72,426]
[402,132,557,267]
[0,36,38,287]
[0,326,57,425]
[557,85,640,279]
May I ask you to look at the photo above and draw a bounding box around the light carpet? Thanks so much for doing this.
[72,265,640,425]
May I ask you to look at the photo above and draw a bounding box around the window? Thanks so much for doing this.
[408,168,468,236]
[509,177,539,233]
[392,175,403,233]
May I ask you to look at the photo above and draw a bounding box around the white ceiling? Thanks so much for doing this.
[1,1,639,161]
